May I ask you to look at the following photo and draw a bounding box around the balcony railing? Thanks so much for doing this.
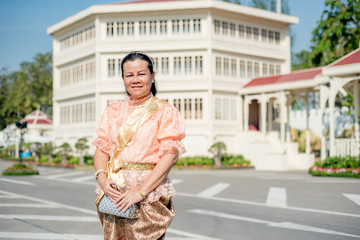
[333,138,360,157]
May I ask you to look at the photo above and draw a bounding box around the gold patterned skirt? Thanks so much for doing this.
[100,196,174,240]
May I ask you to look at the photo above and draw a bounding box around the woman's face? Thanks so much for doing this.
[122,59,154,100]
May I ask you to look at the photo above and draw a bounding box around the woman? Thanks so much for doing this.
[93,51,185,240]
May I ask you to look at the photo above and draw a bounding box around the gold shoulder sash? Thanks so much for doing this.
[108,96,167,174]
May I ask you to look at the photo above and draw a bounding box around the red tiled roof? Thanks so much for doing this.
[329,48,360,67]
[243,68,323,88]
[109,0,192,5]
[26,119,53,125]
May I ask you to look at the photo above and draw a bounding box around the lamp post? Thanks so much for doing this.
[15,121,27,165]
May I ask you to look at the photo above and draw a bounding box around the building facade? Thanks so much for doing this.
[47,0,299,169]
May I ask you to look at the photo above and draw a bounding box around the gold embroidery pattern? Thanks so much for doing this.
[147,102,159,113]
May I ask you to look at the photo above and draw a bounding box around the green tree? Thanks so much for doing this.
[0,52,52,130]
[208,141,227,167]
[292,50,312,71]
[43,142,55,162]
[57,143,72,165]
[310,0,360,67]
[75,138,89,166]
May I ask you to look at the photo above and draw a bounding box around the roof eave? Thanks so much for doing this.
[47,0,298,35]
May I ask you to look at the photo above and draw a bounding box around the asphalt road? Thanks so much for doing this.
[0,160,359,240]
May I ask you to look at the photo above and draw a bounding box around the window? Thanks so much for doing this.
[223,58,229,76]
[262,63,268,76]
[173,98,181,112]
[194,98,203,119]
[223,99,230,120]
[216,57,221,75]
[231,59,237,77]
[61,26,95,50]
[254,62,260,78]
[184,98,192,119]
[239,25,245,38]
[275,32,280,44]
[172,20,180,33]
[240,60,246,78]
[269,63,275,75]
[72,104,83,123]
[231,99,236,121]
[85,102,95,122]
[195,56,203,74]
[117,22,124,36]
[222,22,228,35]
[108,59,115,77]
[246,26,252,39]
[214,20,220,34]
[118,58,122,76]
[127,22,134,36]
[154,57,159,73]
[139,21,147,35]
[261,29,267,42]
[161,57,169,75]
[107,22,114,36]
[184,56,192,74]
[276,64,281,75]
[268,31,274,43]
[253,28,259,41]
[230,23,236,36]
[160,20,167,34]
[247,61,253,78]
[60,106,70,124]
[183,19,190,33]
[85,61,95,80]
[193,19,201,33]
[150,21,157,35]
[174,57,181,75]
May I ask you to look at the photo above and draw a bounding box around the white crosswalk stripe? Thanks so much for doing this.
[43,171,86,179]
[197,183,230,198]
[266,187,287,207]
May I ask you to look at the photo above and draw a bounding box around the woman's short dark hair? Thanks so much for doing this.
[121,51,157,96]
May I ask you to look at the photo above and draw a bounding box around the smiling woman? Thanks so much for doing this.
[93,51,186,239]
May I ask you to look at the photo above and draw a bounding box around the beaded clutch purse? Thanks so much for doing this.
[98,194,139,219]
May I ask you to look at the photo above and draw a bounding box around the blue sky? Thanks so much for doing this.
[0,0,325,72]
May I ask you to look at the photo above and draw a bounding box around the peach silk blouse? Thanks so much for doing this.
[92,99,186,165]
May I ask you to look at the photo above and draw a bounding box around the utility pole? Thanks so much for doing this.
[15,121,27,165]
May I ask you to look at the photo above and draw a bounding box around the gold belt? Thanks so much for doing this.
[122,162,156,171]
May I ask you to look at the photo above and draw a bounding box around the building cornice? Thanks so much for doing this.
[47,0,298,35]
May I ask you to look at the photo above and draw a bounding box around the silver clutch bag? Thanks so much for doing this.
[98,194,140,219]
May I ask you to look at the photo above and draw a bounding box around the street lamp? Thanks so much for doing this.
[15,121,27,165]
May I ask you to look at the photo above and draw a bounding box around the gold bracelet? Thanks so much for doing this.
[138,189,146,199]
[95,169,108,181]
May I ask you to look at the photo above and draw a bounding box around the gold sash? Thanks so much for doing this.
[107,96,166,186]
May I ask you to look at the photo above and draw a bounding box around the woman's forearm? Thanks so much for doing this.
[139,154,177,196]
[94,148,110,183]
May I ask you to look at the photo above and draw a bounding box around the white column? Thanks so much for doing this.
[261,94,267,139]
[267,99,273,131]
[329,82,336,156]
[319,86,328,160]
[286,99,291,143]
[354,80,359,156]
[305,92,311,154]
[244,97,249,131]
[279,91,286,149]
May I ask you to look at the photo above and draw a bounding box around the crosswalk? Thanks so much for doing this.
[1,167,360,239]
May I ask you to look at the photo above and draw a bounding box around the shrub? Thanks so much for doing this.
[68,157,79,165]
[176,156,214,166]
[222,154,251,166]
[309,156,360,178]
[2,164,39,176]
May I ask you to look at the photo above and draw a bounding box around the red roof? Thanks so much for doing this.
[108,0,192,5]
[328,48,360,67]
[243,68,323,88]
[26,119,53,125]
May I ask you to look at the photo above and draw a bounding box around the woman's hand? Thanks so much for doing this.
[97,174,122,202]
[115,187,144,212]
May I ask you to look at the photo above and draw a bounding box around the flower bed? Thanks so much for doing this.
[309,156,360,178]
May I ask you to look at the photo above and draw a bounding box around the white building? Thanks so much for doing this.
[47,0,359,171]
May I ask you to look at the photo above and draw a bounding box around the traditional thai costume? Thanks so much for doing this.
[92,94,186,240]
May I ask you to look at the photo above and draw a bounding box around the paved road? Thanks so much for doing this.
[0,160,359,240]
